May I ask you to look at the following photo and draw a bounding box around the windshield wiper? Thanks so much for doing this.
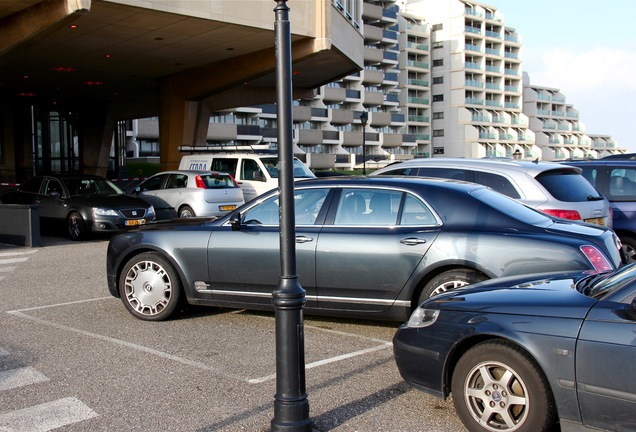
[587,195,605,201]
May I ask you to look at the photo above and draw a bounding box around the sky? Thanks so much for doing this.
[482,0,636,152]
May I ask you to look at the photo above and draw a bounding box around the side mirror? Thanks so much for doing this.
[230,212,241,231]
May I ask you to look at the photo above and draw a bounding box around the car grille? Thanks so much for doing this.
[120,208,147,219]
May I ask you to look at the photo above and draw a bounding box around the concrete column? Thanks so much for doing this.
[78,103,114,177]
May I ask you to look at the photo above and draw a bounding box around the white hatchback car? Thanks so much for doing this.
[131,170,244,219]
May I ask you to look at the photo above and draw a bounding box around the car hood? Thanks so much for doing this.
[70,195,151,208]
[427,272,599,319]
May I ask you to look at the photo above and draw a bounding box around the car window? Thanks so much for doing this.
[536,170,601,202]
[200,173,237,188]
[210,158,238,176]
[473,171,521,199]
[242,188,329,226]
[609,168,636,200]
[140,175,166,191]
[400,194,438,225]
[18,177,43,193]
[166,174,188,189]
[242,159,265,181]
[334,189,401,226]
[417,167,469,181]
[44,179,63,195]
[379,167,414,175]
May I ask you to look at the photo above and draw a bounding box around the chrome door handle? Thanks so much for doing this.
[400,237,426,246]
[295,235,314,243]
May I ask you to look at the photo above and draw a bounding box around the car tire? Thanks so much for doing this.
[119,252,182,321]
[451,340,556,432]
[178,205,195,218]
[418,269,487,302]
[67,211,87,241]
[620,235,636,263]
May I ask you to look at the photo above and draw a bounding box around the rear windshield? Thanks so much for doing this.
[536,170,602,202]
[200,174,237,189]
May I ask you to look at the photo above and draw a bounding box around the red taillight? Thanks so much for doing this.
[580,245,613,272]
[194,175,206,189]
[542,209,581,220]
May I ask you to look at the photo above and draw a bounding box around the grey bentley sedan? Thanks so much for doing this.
[106,176,624,321]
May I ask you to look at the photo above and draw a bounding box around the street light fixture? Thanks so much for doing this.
[360,110,368,175]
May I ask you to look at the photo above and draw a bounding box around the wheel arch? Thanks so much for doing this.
[442,335,552,402]
[409,264,492,310]
[113,245,189,299]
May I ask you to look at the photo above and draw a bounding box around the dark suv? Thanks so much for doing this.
[564,158,636,261]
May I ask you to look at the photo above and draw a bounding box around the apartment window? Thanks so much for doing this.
[433,94,444,102]
[432,59,444,67]
[432,76,444,84]
[432,41,444,49]
[433,147,445,155]
[433,129,445,137]
[432,24,443,31]
[433,112,444,120]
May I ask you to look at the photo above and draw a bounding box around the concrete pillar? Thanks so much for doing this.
[78,103,114,177]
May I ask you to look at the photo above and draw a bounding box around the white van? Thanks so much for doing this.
[178,153,315,202]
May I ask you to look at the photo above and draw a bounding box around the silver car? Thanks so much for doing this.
[131,170,244,219]
[372,158,613,227]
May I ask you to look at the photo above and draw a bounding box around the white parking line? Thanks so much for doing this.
[8,298,395,386]
[0,397,97,432]
[7,306,248,383]
[0,366,50,391]
[248,343,392,384]
[0,250,38,257]
[0,257,30,265]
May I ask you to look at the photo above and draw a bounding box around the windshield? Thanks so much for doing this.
[581,262,636,299]
[63,177,124,196]
[261,157,315,179]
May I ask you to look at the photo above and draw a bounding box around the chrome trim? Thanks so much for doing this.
[207,289,411,307]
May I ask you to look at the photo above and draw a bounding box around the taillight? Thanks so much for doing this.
[542,209,581,220]
[194,175,206,189]
[580,245,613,272]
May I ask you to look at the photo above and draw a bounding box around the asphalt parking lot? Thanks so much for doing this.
[0,235,467,431]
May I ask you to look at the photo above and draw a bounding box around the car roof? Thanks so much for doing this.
[564,160,636,166]
[295,174,486,192]
[149,170,230,176]
[378,158,582,176]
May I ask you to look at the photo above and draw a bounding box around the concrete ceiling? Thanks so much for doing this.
[0,1,359,117]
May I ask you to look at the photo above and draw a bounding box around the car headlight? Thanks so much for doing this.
[93,207,118,217]
[147,205,155,217]
[407,307,440,328]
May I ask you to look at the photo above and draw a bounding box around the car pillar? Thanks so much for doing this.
[271,1,312,431]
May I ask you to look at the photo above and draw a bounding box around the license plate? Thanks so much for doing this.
[584,217,604,226]
[219,205,237,211]
[125,219,146,226]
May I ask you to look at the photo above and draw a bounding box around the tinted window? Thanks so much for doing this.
[166,174,188,189]
[378,167,416,175]
[200,173,237,189]
[140,175,166,191]
[210,158,238,175]
[242,159,265,181]
[18,177,43,193]
[473,171,520,199]
[416,167,469,181]
[400,194,438,226]
[334,189,401,226]
[608,167,636,200]
[536,170,601,202]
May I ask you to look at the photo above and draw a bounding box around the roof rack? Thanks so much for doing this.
[178,145,277,155]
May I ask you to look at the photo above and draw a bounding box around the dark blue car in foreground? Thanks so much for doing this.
[394,264,636,432]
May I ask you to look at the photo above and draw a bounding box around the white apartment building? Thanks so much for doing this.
[131,0,624,169]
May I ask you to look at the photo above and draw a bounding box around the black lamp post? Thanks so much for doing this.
[360,110,368,175]
[271,1,312,431]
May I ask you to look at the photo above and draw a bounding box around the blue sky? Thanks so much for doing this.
[483,0,636,152]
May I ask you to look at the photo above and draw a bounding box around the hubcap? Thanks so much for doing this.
[431,280,469,296]
[464,361,529,432]
[124,260,172,316]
